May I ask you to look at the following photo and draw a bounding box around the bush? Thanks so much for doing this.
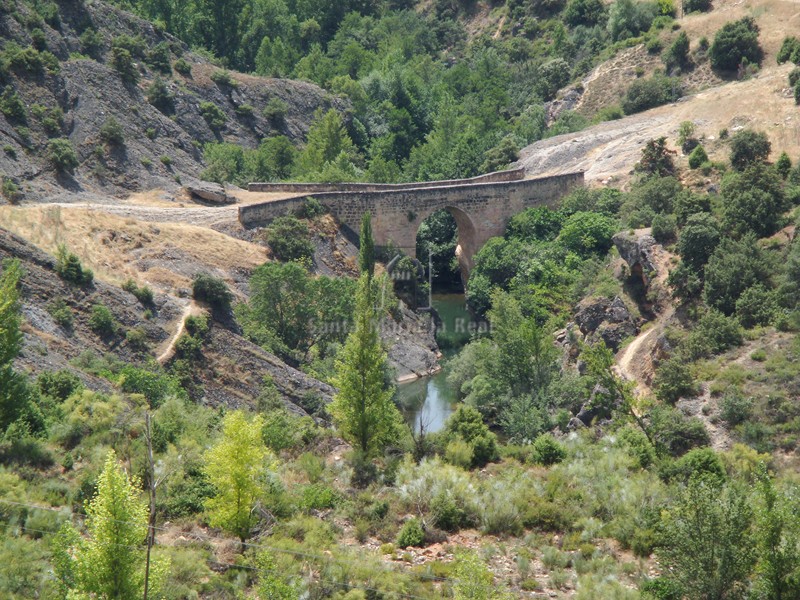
[89,304,118,337]
[777,36,800,64]
[46,138,78,173]
[704,236,771,315]
[99,117,124,145]
[396,518,425,548]
[37,370,82,402]
[1,177,21,203]
[263,97,289,123]
[683,0,710,12]
[199,101,226,129]
[431,492,467,532]
[670,447,726,482]
[48,298,74,328]
[192,273,233,312]
[146,76,174,113]
[676,213,720,271]
[445,405,499,468]
[210,69,237,87]
[125,327,149,351]
[296,197,326,219]
[735,284,776,328]
[0,87,26,123]
[110,46,139,83]
[557,211,617,256]
[649,405,710,456]
[266,216,314,262]
[55,245,93,285]
[729,129,770,171]
[654,357,696,402]
[121,278,154,305]
[709,17,763,72]
[622,74,680,114]
[686,310,743,359]
[174,58,191,75]
[651,213,676,242]
[662,31,689,71]
[79,28,103,57]
[688,144,707,169]
[531,434,567,465]
[145,42,171,73]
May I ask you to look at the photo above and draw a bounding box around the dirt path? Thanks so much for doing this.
[157,300,204,365]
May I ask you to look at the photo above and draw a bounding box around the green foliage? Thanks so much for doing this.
[688,144,707,169]
[47,297,73,329]
[146,76,174,113]
[192,273,232,313]
[777,36,800,64]
[654,356,695,403]
[37,369,82,402]
[204,411,271,543]
[704,235,772,315]
[735,284,776,328]
[564,0,607,26]
[358,212,375,277]
[79,27,103,57]
[662,31,690,71]
[55,451,166,598]
[145,41,172,73]
[266,215,314,262]
[676,212,720,271]
[46,138,79,173]
[657,477,755,599]
[89,304,118,337]
[720,388,752,426]
[651,213,676,243]
[199,101,226,130]
[683,0,711,12]
[121,278,154,305]
[396,518,425,548]
[55,245,93,285]
[685,309,744,359]
[263,97,289,123]
[557,211,617,257]
[0,87,26,124]
[776,151,792,179]
[607,0,658,42]
[1,177,21,203]
[110,46,139,83]
[444,405,499,468]
[531,434,567,465]
[729,129,771,171]
[98,117,124,145]
[328,274,402,457]
[710,17,763,72]
[649,405,710,456]
[295,109,359,179]
[635,137,676,176]
[173,57,191,75]
[210,69,237,87]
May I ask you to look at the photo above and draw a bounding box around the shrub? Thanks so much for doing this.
[298,484,337,512]
[146,76,174,113]
[110,46,139,83]
[776,151,792,179]
[173,58,191,75]
[557,211,617,256]
[683,0,710,12]
[235,103,254,117]
[685,310,743,359]
[709,17,763,72]
[688,144,707,169]
[48,298,74,328]
[431,492,467,532]
[262,97,288,123]
[445,406,499,468]
[192,273,233,312]
[649,405,710,456]
[704,236,771,315]
[145,42,171,73]
[296,197,326,219]
[89,304,118,337]
[729,129,770,171]
[1,177,21,203]
[79,27,103,57]
[622,74,680,114]
[199,101,226,129]
[396,518,425,548]
[47,138,78,173]
[0,87,26,123]
[531,434,567,465]
[651,213,676,243]
[266,216,314,262]
[735,284,776,328]
[676,212,720,271]
[37,370,82,402]
[662,31,689,71]
[670,447,726,482]
[119,366,183,407]
[777,36,800,64]
[654,357,696,403]
[210,69,237,87]
[98,117,124,145]
[635,137,676,177]
[125,327,149,351]
[444,439,473,469]
[121,278,154,305]
[55,245,93,285]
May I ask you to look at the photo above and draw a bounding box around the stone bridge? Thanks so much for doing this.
[240,168,584,276]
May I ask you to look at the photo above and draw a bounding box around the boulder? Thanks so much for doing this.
[183,180,236,204]
[574,296,638,352]
[613,230,658,286]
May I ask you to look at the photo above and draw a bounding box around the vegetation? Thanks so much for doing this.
[710,17,763,72]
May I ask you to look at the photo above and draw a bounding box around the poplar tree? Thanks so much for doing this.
[359,212,375,278]
[204,411,270,546]
[329,274,401,457]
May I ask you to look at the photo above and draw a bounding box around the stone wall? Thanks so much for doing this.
[239,171,584,273]
[247,167,525,193]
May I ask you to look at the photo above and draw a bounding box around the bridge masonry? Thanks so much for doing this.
[239,170,584,276]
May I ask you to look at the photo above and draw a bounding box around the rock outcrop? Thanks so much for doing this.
[613,230,659,287]
[573,296,638,352]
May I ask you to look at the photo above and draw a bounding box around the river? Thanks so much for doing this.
[396,293,485,433]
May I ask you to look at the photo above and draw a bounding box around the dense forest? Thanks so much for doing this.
[3,0,800,598]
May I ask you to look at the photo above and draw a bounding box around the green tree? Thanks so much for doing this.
[677,212,720,271]
[295,109,359,177]
[266,215,314,262]
[56,451,166,598]
[729,129,771,171]
[328,274,402,457]
[635,137,676,176]
[658,476,755,600]
[204,411,270,545]
[754,466,800,600]
[47,138,79,174]
[710,17,763,72]
[358,212,375,277]
[453,550,510,599]
[721,163,786,237]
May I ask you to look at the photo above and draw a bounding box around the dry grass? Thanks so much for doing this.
[0,205,268,291]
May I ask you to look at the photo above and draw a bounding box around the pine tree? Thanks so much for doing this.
[359,212,375,278]
[329,274,402,457]
[204,411,270,545]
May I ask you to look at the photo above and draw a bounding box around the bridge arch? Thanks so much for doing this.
[413,205,479,283]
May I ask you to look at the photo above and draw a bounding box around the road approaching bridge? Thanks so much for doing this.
[239,168,584,276]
